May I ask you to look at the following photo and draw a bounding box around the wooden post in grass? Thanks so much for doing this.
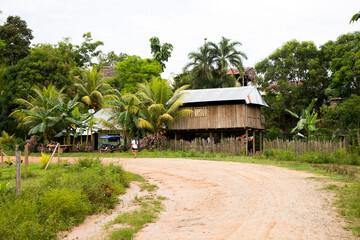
[15,145,21,196]
[45,143,59,170]
[24,144,29,173]
[1,148,3,169]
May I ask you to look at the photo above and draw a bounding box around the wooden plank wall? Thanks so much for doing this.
[170,104,264,130]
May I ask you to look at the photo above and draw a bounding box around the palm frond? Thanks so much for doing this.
[138,118,154,132]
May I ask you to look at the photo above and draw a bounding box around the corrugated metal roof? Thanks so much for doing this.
[181,86,268,107]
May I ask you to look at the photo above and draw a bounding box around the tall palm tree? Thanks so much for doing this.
[104,91,144,143]
[21,105,60,143]
[75,67,113,110]
[208,37,248,80]
[137,78,192,133]
[57,95,84,145]
[10,84,65,139]
[183,43,215,88]
[13,84,65,112]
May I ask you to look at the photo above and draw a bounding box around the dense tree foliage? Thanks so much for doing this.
[256,32,360,140]
[0,16,33,66]
[255,40,329,138]
[172,71,192,90]
[74,32,104,67]
[112,55,162,94]
[321,32,360,98]
[98,51,127,66]
[149,37,173,72]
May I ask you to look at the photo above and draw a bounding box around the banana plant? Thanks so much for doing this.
[285,99,320,138]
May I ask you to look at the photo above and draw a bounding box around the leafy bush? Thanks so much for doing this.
[0,131,15,151]
[0,131,26,152]
[141,133,167,151]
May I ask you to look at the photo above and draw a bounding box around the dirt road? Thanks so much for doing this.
[111,157,354,240]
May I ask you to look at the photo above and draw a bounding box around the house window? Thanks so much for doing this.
[187,107,208,118]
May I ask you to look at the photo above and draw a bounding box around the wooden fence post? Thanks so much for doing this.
[24,144,29,173]
[58,146,61,167]
[1,148,3,169]
[15,145,21,196]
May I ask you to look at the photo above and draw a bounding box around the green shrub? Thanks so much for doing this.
[300,152,334,164]
[0,158,130,239]
[203,151,212,158]
[263,149,276,158]
[271,150,295,161]
[186,149,200,157]
[0,198,55,240]
[38,189,91,230]
[333,149,347,164]
[76,158,101,169]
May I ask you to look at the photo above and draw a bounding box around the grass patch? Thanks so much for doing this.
[336,183,360,235]
[108,181,165,240]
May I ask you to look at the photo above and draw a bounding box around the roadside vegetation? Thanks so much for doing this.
[0,159,131,239]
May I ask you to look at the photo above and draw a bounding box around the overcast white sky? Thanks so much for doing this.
[1,0,359,79]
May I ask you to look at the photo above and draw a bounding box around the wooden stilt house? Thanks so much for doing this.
[169,86,268,154]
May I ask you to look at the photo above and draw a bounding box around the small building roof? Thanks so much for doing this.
[181,86,268,107]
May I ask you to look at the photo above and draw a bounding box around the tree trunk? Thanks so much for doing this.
[43,132,47,145]
[66,130,71,145]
